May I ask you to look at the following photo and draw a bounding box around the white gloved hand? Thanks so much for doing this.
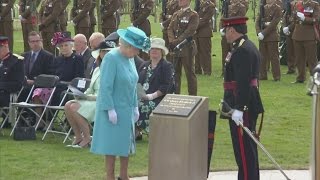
[231,110,243,126]
[108,109,117,125]
[283,26,290,35]
[146,92,158,101]
[297,12,305,21]
[258,32,264,40]
[220,28,225,36]
[19,15,25,21]
[134,107,139,123]
[160,23,164,30]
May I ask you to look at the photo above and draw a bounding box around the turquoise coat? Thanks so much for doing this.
[91,48,138,157]
[77,67,100,122]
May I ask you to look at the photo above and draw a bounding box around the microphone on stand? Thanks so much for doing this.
[173,37,193,51]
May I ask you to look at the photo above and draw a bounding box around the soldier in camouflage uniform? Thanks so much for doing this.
[71,0,92,40]
[39,0,62,54]
[284,0,320,83]
[194,0,215,75]
[255,0,282,81]
[167,0,199,95]
[100,0,120,37]
[0,0,14,51]
[19,0,38,52]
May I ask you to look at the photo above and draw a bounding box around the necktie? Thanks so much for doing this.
[29,52,36,73]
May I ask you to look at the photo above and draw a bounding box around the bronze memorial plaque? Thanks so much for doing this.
[152,94,202,117]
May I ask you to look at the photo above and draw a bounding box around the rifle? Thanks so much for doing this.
[195,0,201,12]
[221,0,229,18]
[259,0,266,30]
[252,0,257,21]
[162,0,167,21]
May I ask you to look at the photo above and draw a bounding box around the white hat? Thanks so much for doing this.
[150,38,169,55]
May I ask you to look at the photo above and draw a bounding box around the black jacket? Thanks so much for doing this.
[138,58,174,98]
[22,49,55,80]
[223,35,264,114]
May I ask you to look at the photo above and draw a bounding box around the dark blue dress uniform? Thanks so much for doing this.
[0,52,25,107]
[51,52,85,106]
[222,17,264,180]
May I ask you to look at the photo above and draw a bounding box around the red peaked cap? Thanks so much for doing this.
[221,16,248,27]
[0,36,9,46]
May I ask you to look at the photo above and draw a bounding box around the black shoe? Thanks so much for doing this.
[291,80,304,84]
[285,70,295,74]
[273,79,280,82]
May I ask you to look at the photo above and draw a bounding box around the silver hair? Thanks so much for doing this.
[119,37,133,48]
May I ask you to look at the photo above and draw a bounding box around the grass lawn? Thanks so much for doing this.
[0,9,315,179]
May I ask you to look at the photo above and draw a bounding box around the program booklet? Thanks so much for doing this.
[68,85,87,99]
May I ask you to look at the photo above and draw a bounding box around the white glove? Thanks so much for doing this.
[134,107,139,123]
[160,23,164,30]
[146,92,158,101]
[19,15,25,21]
[108,109,117,125]
[297,12,305,21]
[283,26,290,35]
[220,28,225,36]
[258,32,264,40]
[231,110,243,126]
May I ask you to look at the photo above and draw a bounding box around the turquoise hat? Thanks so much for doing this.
[117,27,151,52]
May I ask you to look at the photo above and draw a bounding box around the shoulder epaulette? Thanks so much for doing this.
[13,53,24,60]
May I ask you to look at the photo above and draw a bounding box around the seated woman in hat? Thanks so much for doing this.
[136,38,174,140]
[64,40,116,148]
[32,32,84,128]
[91,26,150,180]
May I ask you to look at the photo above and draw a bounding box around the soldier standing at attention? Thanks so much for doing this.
[194,0,215,75]
[160,0,179,47]
[167,0,199,95]
[221,16,264,180]
[100,0,120,37]
[282,0,296,74]
[131,0,154,37]
[0,0,14,51]
[219,0,248,76]
[284,0,320,83]
[255,0,282,81]
[89,0,96,35]
[59,0,70,32]
[38,0,62,54]
[71,0,92,40]
[19,0,38,52]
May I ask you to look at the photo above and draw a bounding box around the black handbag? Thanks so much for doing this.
[13,127,36,141]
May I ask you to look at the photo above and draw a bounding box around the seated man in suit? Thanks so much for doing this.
[0,36,25,128]
[73,34,95,79]
[19,31,55,102]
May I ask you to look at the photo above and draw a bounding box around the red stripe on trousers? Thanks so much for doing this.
[238,127,248,180]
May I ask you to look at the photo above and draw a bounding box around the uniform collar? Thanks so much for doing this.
[181,6,191,12]
[232,35,247,49]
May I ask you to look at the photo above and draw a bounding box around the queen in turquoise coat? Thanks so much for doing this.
[90,27,151,180]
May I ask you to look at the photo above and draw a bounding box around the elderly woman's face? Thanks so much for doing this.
[127,46,140,58]
[58,41,73,56]
[149,48,162,60]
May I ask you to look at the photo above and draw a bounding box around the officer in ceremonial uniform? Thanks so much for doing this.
[220,0,248,76]
[194,0,215,75]
[221,17,264,180]
[59,0,70,32]
[39,0,62,54]
[89,0,96,35]
[255,0,282,81]
[71,0,92,40]
[100,0,120,37]
[285,0,320,83]
[282,0,296,74]
[19,0,38,52]
[0,0,14,51]
[0,36,25,109]
[167,0,199,95]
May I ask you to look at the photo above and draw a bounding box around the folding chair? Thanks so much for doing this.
[42,77,91,143]
[9,74,60,136]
